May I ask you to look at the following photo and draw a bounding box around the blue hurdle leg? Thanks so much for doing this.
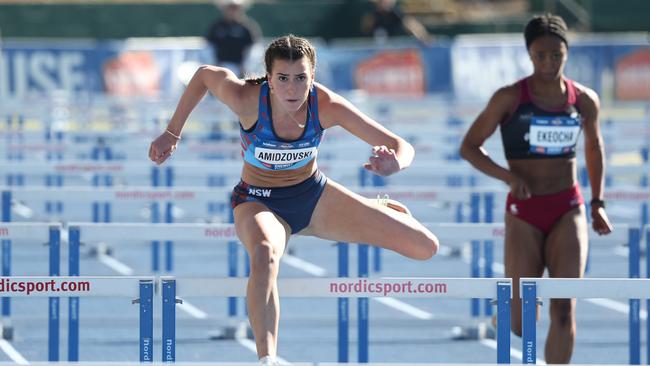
[358,244,369,363]
[162,278,176,362]
[521,281,537,364]
[496,281,511,364]
[337,242,349,363]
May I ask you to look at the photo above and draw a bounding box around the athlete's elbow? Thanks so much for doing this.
[416,232,439,260]
[459,141,473,161]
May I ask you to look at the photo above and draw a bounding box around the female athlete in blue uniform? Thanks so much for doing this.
[149,34,439,366]
[460,14,613,363]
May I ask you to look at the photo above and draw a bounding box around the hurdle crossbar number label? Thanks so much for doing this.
[0,276,152,297]
[174,277,511,298]
[520,277,650,299]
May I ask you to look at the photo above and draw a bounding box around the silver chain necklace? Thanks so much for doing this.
[272,92,308,129]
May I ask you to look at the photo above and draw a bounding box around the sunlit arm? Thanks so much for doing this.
[317,83,414,174]
[581,91,605,201]
[166,65,244,136]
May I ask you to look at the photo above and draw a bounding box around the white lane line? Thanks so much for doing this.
[471,255,634,317]
[97,253,208,319]
[283,253,433,319]
[586,298,648,319]
[0,339,29,365]
[282,254,327,276]
[236,338,290,365]
[177,301,209,319]
[98,253,134,275]
[373,297,433,319]
[479,338,546,364]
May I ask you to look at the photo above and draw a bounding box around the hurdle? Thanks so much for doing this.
[0,276,154,362]
[3,186,235,276]
[66,222,237,361]
[0,159,506,190]
[604,189,650,228]
[0,222,61,347]
[340,187,491,293]
[425,223,502,319]
[520,277,650,365]
[436,222,638,316]
[160,276,513,364]
[580,162,650,189]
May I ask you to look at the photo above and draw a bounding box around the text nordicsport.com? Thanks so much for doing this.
[0,278,91,295]
[330,279,447,296]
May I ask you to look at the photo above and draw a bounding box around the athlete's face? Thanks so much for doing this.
[528,35,567,81]
[267,57,314,112]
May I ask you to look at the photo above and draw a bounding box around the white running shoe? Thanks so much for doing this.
[377,194,412,216]
[260,356,280,366]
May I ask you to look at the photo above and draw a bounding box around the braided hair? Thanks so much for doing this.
[245,34,317,85]
[524,14,568,50]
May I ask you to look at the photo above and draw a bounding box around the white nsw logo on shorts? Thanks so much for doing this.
[248,188,272,197]
[254,147,317,166]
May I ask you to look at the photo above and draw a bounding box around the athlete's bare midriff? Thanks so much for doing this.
[508,158,577,195]
[241,159,318,187]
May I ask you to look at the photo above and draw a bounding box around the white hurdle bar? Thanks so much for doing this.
[0,276,154,362]
[520,277,650,365]
[0,223,61,350]
[423,223,634,319]
[2,185,488,223]
[0,160,488,187]
[66,223,238,361]
[160,277,513,364]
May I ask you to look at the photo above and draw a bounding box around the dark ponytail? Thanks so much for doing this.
[524,13,568,49]
[244,75,267,85]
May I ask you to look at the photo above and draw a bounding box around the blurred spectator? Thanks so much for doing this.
[361,0,434,45]
[205,0,261,77]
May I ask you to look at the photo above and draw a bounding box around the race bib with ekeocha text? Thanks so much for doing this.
[529,116,581,155]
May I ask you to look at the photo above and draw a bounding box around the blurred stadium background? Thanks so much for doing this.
[0,0,649,364]
[0,0,648,102]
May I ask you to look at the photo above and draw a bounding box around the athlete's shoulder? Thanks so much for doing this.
[312,82,337,104]
[235,81,263,128]
[489,81,521,108]
[312,82,347,124]
[570,79,600,113]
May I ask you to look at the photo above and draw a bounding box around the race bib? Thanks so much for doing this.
[254,146,317,168]
[529,116,581,155]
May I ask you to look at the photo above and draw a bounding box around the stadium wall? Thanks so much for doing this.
[1,35,648,102]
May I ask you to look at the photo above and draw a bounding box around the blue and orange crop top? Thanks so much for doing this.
[500,77,583,160]
[240,82,325,170]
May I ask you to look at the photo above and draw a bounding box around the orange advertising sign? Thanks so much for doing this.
[103,51,160,96]
[354,49,425,96]
[615,49,650,101]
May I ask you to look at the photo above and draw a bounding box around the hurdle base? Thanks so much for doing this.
[208,321,252,340]
[451,321,495,341]
[87,243,114,258]
[1,319,13,340]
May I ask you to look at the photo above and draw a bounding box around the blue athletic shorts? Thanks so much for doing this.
[231,170,328,234]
